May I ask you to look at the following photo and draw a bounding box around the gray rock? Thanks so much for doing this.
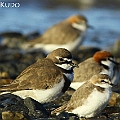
[0,94,49,119]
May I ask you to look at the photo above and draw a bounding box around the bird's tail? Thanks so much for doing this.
[51,103,68,115]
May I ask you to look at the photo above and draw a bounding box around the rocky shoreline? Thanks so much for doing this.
[0,32,120,120]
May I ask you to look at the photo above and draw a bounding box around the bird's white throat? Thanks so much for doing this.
[72,22,87,32]
[56,63,72,70]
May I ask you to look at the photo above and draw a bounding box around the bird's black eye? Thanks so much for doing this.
[59,58,64,61]
[101,80,105,83]
[101,79,108,83]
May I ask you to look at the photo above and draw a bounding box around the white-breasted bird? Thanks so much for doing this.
[0,48,78,103]
[51,74,113,118]
[70,50,120,91]
[22,15,92,54]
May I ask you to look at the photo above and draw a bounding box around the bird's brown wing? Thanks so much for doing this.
[73,58,103,82]
[0,59,63,92]
[66,81,94,111]
[51,81,95,114]
[28,21,80,45]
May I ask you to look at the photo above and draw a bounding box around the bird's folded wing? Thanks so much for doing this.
[0,61,63,92]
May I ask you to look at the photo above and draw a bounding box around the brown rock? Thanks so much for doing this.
[108,92,120,106]
[2,111,27,120]
[0,79,13,86]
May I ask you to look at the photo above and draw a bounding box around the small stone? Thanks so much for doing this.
[111,39,120,57]
[24,97,49,118]
[108,92,120,106]
[0,79,13,86]
[2,111,27,120]
[0,72,9,79]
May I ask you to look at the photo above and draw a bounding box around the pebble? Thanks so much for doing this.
[2,111,27,120]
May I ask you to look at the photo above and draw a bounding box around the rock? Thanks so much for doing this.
[24,31,40,40]
[2,111,27,120]
[0,50,45,79]
[1,37,27,49]
[0,32,23,38]
[110,39,120,58]
[0,94,50,120]
[0,79,13,86]
[0,72,13,86]
[24,97,49,119]
[108,92,120,106]
[72,46,101,63]
[0,31,40,49]
[0,72,9,79]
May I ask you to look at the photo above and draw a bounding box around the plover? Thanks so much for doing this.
[0,48,78,103]
[22,15,92,54]
[70,50,120,90]
[51,74,113,118]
